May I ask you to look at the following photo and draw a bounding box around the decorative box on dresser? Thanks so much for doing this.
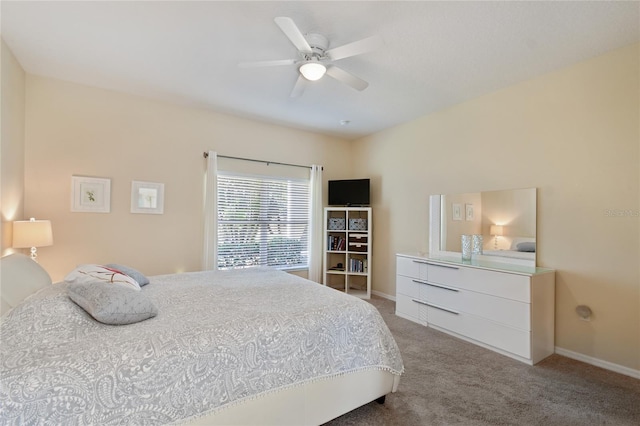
[395,253,555,365]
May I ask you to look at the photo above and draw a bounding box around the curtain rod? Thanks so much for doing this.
[203,152,321,170]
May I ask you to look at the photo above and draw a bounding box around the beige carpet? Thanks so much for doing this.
[325,296,640,426]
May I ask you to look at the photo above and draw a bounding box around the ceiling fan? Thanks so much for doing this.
[239,17,381,97]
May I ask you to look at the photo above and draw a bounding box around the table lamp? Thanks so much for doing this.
[490,225,503,250]
[12,218,53,262]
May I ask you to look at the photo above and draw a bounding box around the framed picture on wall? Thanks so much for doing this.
[71,176,111,213]
[452,203,462,221]
[131,181,164,214]
[465,204,474,221]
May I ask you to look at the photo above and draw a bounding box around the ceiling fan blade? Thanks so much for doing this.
[238,59,297,68]
[290,75,307,98]
[326,35,382,61]
[325,66,369,91]
[274,17,312,53]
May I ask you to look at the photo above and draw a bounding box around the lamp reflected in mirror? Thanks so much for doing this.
[490,225,504,249]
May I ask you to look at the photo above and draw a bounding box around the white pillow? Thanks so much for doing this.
[105,264,150,286]
[68,281,157,325]
[1,253,52,316]
[64,264,141,291]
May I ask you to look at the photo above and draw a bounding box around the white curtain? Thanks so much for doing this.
[308,165,323,283]
[202,151,218,270]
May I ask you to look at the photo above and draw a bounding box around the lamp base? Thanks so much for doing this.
[30,246,39,262]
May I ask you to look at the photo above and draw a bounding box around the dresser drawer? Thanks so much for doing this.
[395,293,427,326]
[428,308,531,359]
[397,256,428,279]
[396,275,423,299]
[426,284,531,331]
[427,262,530,303]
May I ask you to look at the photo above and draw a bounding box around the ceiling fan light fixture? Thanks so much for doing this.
[299,62,326,81]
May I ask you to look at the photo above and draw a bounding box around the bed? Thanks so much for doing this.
[482,237,536,261]
[481,249,535,261]
[0,253,403,425]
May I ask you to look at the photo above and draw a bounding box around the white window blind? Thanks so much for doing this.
[217,172,310,270]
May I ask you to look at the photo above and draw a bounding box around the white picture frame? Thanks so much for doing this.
[451,203,462,220]
[452,203,462,221]
[71,176,111,213]
[131,181,164,214]
[465,204,474,221]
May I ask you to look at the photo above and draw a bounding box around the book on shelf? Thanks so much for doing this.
[327,235,346,251]
[349,258,367,273]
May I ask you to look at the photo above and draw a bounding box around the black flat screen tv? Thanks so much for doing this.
[328,179,370,206]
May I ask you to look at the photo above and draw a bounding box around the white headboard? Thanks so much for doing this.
[1,253,52,316]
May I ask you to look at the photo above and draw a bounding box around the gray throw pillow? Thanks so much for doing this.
[105,264,150,286]
[516,241,536,252]
[68,281,158,325]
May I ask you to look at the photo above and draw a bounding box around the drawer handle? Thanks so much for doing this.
[425,282,459,292]
[412,260,429,265]
[412,299,459,315]
[412,279,458,292]
[425,262,459,270]
[425,302,459,315]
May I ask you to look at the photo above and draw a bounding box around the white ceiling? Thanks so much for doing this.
[2,1,639,139]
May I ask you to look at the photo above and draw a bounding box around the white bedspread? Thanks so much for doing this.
[0,267,403,425]
[482,249,535,261]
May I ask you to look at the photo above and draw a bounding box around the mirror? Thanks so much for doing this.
[429,188,537,267]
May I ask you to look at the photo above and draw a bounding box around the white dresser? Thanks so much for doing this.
[395,253,555,365]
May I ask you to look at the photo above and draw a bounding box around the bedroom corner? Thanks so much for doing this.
[1,39,26,258]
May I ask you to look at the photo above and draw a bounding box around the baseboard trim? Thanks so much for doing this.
[372,290,395,301]
[555,347,640,379]
[376,293,639,379]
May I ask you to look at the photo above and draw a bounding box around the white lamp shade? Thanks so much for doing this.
[489,225,504,236]
[299,62,326,81]
[12,219,53,248]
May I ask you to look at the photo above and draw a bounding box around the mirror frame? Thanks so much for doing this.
[429,193,537,267]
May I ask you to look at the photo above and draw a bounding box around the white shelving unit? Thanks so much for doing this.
[323,207,371,299]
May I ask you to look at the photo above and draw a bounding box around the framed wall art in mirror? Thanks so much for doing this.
[429,188,537,267]
[452,203,462,221]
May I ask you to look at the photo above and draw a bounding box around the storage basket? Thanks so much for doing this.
[348,218,368,231]
[349,234,368,244]
[348,242,367,252]
[328,218,346,230]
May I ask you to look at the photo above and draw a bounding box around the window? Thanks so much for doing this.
[217,172,309,270]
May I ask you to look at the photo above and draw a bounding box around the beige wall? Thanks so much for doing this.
[23,76,351,282]
[352,44,640,371]
[1,40,26,255]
